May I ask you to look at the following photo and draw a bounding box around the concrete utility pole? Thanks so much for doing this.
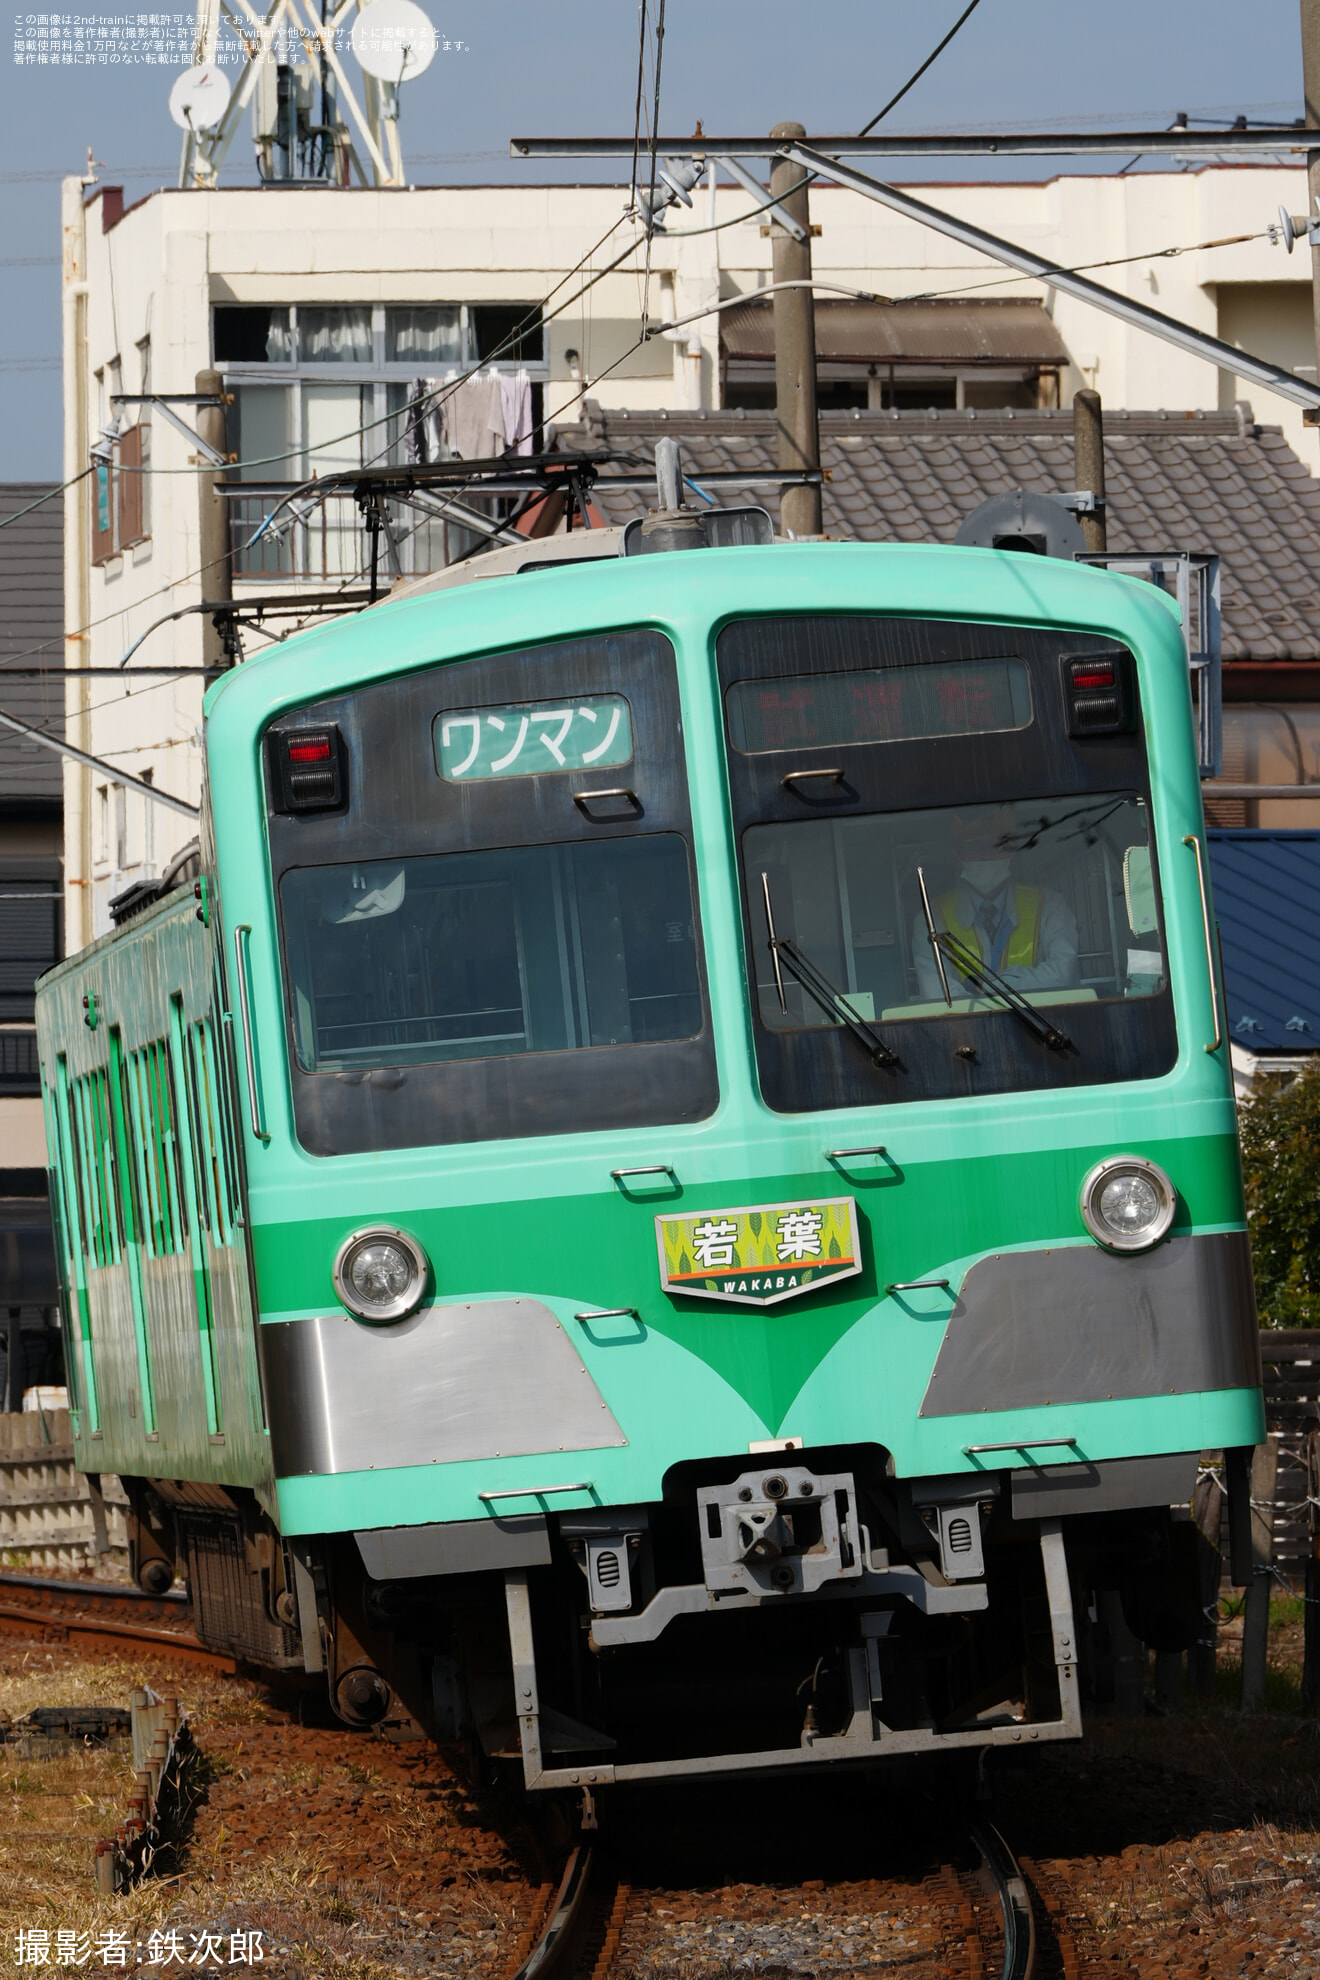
[1303,2,1320,389]
[768,122,822,538]
[195,368,232,671]
[1072,389,1107,556]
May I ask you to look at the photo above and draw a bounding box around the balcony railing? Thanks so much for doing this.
[226,489,487,582]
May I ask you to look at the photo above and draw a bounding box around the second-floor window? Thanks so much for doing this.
[215,303,546,580]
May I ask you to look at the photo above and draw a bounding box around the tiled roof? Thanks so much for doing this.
[1207,831,1320,1055]
[558,405,1320,664]
[0,484,63,805]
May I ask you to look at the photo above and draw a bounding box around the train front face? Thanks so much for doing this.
[207,541,1261,1786]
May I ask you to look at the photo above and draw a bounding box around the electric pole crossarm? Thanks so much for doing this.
[511,130,1320,160]
[112,395,228,467]
[0,707,199,818]
[781,144,1320,413]
[714,155,807,241]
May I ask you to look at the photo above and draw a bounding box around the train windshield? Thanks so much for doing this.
[749,792,1160,1028]
[281,836,702,1070]
[265,627,717,1155]
[719,614,1178,1112]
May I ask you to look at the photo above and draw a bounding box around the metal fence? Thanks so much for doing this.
[226,490,484,582]
[0,1410,127,1569]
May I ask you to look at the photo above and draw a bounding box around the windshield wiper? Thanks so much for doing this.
[761,874,902,1071]
[915,865,1073,1055]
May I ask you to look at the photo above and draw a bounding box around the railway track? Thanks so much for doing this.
[508,1813,1039,1979]
[0,1570,235,1671]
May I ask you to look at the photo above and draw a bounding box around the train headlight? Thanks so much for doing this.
[1080,1157,1176,1253]
[333,1226,429,1323]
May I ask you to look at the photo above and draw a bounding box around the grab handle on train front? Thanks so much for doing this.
[233,924,270,1142]
[1182,833,1222,1054]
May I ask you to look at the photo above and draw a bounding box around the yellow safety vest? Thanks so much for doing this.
[938,885,1041,973]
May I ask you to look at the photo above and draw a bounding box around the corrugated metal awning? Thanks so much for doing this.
[721,297,1070,367]
[1207,830,1320,1053]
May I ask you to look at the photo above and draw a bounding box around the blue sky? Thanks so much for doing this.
[0,0,1309,477]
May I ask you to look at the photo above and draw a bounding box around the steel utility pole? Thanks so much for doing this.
[196,368,232,671]
[1072,390,1107,555]
[1303,3,1320,397]
[768,122,822,538]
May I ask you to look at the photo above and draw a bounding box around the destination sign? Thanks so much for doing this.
[656,1197,862,1308]
[435,695,633,781]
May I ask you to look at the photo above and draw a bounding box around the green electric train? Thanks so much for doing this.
[35,517,1262,1790]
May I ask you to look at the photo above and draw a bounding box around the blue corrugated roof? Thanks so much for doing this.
[1207,831,1320,1054]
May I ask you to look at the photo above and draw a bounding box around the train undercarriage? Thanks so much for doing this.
[122,1445,1208,1787]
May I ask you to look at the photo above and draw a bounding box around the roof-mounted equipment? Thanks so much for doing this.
[621,440,774,555]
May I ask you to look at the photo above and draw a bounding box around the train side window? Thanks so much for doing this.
[69,1068,123,1267]
[48,1059,101,1431]
[123,1040,187,1257]
[124,1046,167,1256]
[192,1019,235,1246]
[57,1059,93,1263]
[178,1022,213,1238]
[150,1039,188,1246]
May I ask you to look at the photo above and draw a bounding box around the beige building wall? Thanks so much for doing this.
[61,164,1318,955]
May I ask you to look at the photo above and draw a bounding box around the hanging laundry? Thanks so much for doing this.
[404,379,457,464]
[442,373,506,460]
[404,378,430,464]
[499,371,534,456]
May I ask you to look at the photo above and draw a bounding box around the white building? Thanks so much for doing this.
[61,163,1317,952]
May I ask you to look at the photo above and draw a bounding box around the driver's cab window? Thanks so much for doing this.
[747,791,1163,1033]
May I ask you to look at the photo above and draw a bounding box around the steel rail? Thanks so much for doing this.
[0,1571,236,1672]
[0,1601,236,1670]
[509,1843,596,1979]
[0,1568,188,1611]
[970,1822,1037,1980]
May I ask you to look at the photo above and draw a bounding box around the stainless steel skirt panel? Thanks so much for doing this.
[918,1231,1260,1418]
[1009,1451,1200,1518]
[355,1515,551,1579]
[263,1297,628,1477]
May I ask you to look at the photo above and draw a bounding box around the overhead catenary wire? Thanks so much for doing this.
[627,0,649,216]
[645,228,1274,334]
[856,0,985,138]
[639,0,668,341]
[648,280,892,340]
[708,0,992,281]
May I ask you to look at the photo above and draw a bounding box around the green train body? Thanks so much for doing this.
[36,540,1262,1786]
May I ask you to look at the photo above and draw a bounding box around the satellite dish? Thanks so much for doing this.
[169,62,232,133]
[351,0,438,84]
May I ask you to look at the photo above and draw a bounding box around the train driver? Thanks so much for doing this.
[913,810,1080,1001]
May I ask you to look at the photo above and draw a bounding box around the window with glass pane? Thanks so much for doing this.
[281,836,702,1073]
[233,385,291,481]
[214,306,291,364]
[387,306,462,366]
[297,307,373,364]
[748,791,1163,1034]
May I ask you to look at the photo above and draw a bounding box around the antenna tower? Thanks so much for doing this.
[176,0,436,189]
